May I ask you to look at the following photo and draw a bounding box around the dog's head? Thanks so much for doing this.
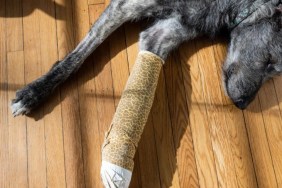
[223,2,282,109]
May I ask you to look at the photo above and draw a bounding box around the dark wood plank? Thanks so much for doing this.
[55,0,87,187]
[164,53,200,188]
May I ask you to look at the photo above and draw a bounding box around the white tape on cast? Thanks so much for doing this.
[101,161,132,188]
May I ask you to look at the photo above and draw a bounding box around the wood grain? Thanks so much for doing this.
[244,96,278,188]
[164,53,199,188]
[38,0,66,186]
[5,0,23,52]
[22,1,47,187]
[212,40,258,188]
[0,1,8,186]
[258,80,282,187]
[1,2,282,188]
[179,42,219,188]
[55,0,86,187]
[148,69,180,188]
[196,39,238,188]
[7,51,28,188]
[88,0,104,5]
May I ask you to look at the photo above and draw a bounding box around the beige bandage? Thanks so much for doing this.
[101,51,163,188]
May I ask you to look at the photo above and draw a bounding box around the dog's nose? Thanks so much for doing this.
[234,99,248,110]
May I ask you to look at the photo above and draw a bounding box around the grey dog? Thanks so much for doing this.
[11,0,282,116]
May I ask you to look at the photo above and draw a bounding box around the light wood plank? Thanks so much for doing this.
[22,1,47,187]
[258,79,282,186]
[7,51,28,188]
[212,39,258,188]
[0,1,8,186]
[38,0,66,187]
[1,1,282,187]
[5,0,23,52]
[88,4,116,187]
[179,42,219,188]
[244,96,278,188]
[273,76,282,187]
[88,0,104,5]
[196,39,238,188]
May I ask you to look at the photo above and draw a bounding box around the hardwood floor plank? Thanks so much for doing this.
[0,1,8,186]
[108,27,129,107]
[195,39,238,188]
[273,77,282,120]
[87,4,117,187]
[7,51,28,188]
[124,23,141,71]
[138,117,162,188]
[164,53,199,188]
[88,0,104,5]
[150,69,181,188]
[75,1,103,187]
[38,0,66,187]
[1,1,282,187]
[5,0,23,52]
[55,0,87,187]
[244,97,278,188]
[212,40,258,188]
[22,1,47,187]
[179,42,219,188]
[77,53,102,188]
[270,72,282,187]
[258,79,282,186]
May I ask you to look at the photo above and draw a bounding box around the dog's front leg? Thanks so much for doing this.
[11,0,158,116]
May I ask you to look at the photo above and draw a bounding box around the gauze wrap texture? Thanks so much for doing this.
[101,51,164,188]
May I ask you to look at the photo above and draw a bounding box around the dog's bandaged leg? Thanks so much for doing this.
[101,51,164,188]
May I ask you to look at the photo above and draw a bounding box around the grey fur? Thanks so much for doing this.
[11,0,282,115]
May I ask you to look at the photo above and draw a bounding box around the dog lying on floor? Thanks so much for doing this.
[11,0,282,116]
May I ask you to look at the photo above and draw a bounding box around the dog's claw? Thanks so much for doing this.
[11,100,30,117]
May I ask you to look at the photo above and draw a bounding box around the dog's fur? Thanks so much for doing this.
[11,0,282,115]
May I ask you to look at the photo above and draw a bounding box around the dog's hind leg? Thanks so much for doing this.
[139,16,197,60]
[11,0,158,116]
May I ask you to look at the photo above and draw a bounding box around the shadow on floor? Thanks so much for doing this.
[1,0,66,20]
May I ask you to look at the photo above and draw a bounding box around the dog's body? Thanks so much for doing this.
[11,0,282,115]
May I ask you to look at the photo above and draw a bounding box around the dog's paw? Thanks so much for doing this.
[11,99,31,117]
[11,84,43,117]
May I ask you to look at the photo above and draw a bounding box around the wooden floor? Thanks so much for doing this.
[1,0,282,188]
